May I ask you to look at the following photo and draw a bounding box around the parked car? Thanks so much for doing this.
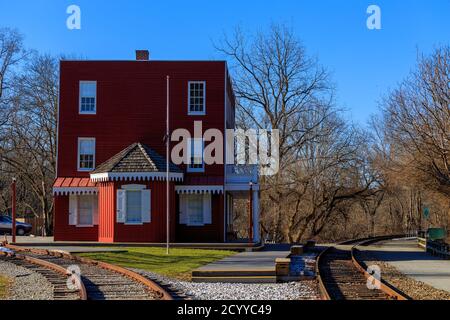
[0,215,32,236]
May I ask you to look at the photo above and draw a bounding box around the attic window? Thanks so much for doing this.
[188,81,206,115]
[79,81,97,114]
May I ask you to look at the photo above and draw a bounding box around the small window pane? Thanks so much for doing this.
[78,196,93,225]
[188,138,204,170]
[126,190,142,223]
[80,82,96,96]
[188,195,203,225]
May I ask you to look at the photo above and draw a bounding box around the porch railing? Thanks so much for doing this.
[225,164,258,184]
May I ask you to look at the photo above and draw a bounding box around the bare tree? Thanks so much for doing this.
[0,54,58,235]
[0,28,28,130]
[382,47,450,196]
[377,47,450,241]
[217,25,334,239]
[217,24,377,242]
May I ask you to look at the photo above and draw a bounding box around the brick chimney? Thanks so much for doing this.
[136,50,150,61]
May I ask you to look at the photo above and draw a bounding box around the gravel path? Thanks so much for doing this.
[0,259,53,300]
[131,268,319,300]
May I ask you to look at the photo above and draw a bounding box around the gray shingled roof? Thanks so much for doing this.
[92,142,182,174]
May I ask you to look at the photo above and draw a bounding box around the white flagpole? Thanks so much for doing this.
[166,75,170,255]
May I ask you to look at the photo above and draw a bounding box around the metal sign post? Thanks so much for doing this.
[11,178,17,243]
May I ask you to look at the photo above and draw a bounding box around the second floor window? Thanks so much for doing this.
[78,138,95,171]
[79,81,97,114]
[187,138,204,172]
[188,81,206,115]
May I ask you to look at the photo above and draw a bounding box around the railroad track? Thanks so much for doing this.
[1,244,174,301]
[0,253,83,300]
[316,236,410,300]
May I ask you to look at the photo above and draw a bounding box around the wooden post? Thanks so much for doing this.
[11,178,16,243]
[249,182,253,243]
[166,75,170,255]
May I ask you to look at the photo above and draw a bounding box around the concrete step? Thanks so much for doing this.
[192,269,275,278]
[192,275,277,283]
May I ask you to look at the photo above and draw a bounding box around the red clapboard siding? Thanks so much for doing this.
[53,195,98,241]
[55,60,231,243]
[98,182,115,243]
[113,181,177,243]
[57,61,226,180]
[175,194,224,242]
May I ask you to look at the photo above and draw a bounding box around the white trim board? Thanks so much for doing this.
[53,187,98,196]
[175,185,223,194]
[90,172,184,182]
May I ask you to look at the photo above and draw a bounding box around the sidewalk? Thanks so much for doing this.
[366,239,450,293]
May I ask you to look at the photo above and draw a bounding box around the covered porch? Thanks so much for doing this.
[225,164,260,244]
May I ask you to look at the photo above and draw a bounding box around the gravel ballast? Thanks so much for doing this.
[0,259,53,300]
[131,269,319,300]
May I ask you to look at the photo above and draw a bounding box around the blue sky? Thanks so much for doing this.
[1,0,449,125]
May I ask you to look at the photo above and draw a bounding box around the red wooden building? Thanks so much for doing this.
[53,51,260,243]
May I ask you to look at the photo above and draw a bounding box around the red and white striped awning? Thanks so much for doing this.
[53,177,98,195]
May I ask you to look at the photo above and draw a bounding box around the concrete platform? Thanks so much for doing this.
[192,244,291,283]
[363,238,450,293]
[2,235,263,251]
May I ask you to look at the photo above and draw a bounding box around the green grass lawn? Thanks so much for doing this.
[78,247,236,280]
[0,275,10,299]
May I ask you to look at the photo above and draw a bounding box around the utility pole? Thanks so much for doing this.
[166,75,170,255]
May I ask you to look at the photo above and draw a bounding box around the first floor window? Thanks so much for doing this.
[69,194,98,227]
[126,190,142,224]
[78,138,95,171]
[187,194,203,225]
[179,193,212,226]
[116,185,151,224]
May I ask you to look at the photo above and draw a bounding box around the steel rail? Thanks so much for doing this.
[3,243,173,300]
[316,235,410,300]
[1,247,87,300]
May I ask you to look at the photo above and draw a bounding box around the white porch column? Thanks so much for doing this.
[252,189,260,243]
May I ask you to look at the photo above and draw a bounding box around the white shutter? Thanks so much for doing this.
[141,190,151,223]
[179,195,188,224]
[92,195,99,225]
[69,195,78,226]
[203,193,212,224]
[116,190,126,223]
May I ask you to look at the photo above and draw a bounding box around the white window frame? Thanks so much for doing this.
[188,81,206,116]
[187,138,205,173]
[79,81,97,115]
[77,137,96,172]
